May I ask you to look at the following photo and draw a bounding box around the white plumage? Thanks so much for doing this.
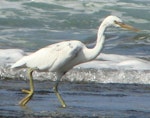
[12,40,88,71]
[11,15,138,107]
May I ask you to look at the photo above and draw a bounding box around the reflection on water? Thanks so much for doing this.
[1,79,150,118]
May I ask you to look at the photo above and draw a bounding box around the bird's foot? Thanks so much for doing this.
[53,88,67,108]
[19,89,34,106]
[61,103,67,108]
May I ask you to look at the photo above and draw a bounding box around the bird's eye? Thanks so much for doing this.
[114,21,123,25]
[114,20,117,24]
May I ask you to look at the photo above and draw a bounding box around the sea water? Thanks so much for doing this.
[0,0,150,117]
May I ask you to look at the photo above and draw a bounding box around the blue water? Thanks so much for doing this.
[0,0,149,57]
[0,0,149,79]
[0,0,150,117]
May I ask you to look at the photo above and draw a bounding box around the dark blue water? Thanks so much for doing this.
[1,80,150,118]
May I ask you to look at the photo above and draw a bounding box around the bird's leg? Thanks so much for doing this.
[19,68,35,106]
[53,77,66,108]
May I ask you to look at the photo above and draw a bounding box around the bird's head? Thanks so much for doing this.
[103,15,139,32]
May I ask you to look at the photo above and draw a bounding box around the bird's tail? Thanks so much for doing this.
[11,56,28,68]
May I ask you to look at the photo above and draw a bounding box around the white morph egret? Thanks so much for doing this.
[11,15,139,108]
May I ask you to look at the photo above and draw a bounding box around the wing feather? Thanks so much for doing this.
[11,41,83,71]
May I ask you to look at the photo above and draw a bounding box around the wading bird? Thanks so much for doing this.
[11,15,139,108]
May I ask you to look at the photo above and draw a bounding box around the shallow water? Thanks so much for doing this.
[1,79,150,118]
[0,0,150,118]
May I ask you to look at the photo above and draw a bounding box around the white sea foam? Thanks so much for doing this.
[76,53,150,70]
[0,49,24,65]
[0,49,149,70]
[0,49,149,83]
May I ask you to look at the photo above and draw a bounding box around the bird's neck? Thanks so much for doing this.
[85,22,107,61]
[97,22,107,41]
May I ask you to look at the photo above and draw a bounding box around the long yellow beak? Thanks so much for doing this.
[115,21,140,32]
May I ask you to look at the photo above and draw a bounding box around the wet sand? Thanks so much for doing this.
[0,79,150,118]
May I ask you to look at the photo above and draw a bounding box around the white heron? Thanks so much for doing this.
[11,15,139,108]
